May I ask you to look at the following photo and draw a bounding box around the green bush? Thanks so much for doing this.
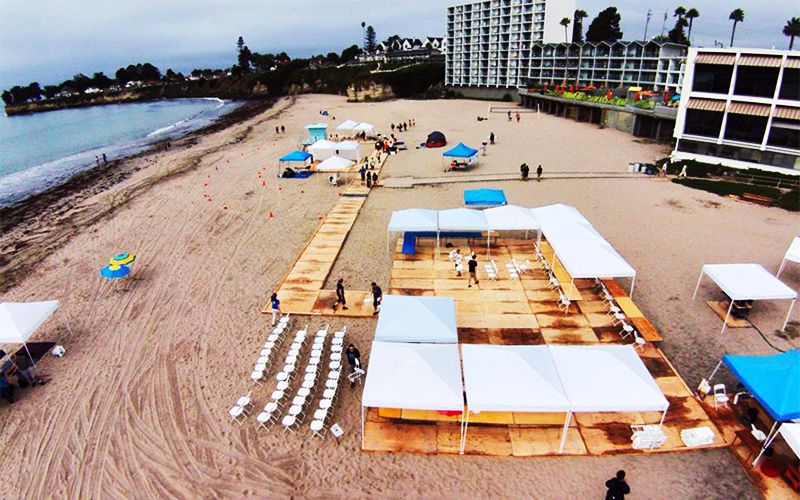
[672,178,799,211]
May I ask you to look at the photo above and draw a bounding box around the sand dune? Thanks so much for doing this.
[0,94,793,499]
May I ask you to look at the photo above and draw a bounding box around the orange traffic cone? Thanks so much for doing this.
[318,213,323,220]
[223,204,228,210]
[262,180,265,187]
[268,211,274,218]
[300,189,305,194]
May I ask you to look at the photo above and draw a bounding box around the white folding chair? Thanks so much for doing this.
[549,276,560,290]
[288,348,300,357]
[267,334,279,342]
[325,379,338,390]
[486,268,497,281]
[305,365,318,374]
[236,392,253,414]
[332,337,344,346]
[276,372,291,383]
[330,352,342,362]
[263,340,276,349]
[284,356,297,366]
[270,390,285,402]
[297,387,311,398]
[329,360,341,371]
[308,357,321,366]
[293,395,307,408]
[322,388,337,401]
[328,370,341,380]
[251,370,266,385]
[256,409,277,430]
[611,312,626,326]
[319,398,333,411]
[254,363,267,373]
[620,322,635,339]
[331,344,343,353]
[713,384,729,409]
[558,294,571,314]
[633,331,646,351]
[302,379,315,390]
[333,326,347,339]
[282,415,297,433]
[276,381,289,391]
[229,405,247,425]
[310,419,327,438]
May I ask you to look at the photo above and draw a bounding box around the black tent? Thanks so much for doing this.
[426,131,447,148]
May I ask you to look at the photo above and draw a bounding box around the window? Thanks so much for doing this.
[733,66,779,98]
[724,113,768,144]
[779,69,800,101]
[692,64,732,94]
[684,109,723,138]
[767,119,800,150]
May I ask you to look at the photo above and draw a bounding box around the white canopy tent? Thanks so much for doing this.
[386,209,439,256]
[332,140,361,162]
[460,345,570,453]
[778,237,800,277]
[307,139,337,161]
[0,300,73,364]
[336,120,360,133]
[549,345,670,452]
[353,122,375,135]
[438,208,490,256]
[373,295,457,343]
[316,155,354,172]
[484,205,540,254]
[531,204,637,296]
[361,341,464,448]
[779,423,800,459]
[692,263,797,334]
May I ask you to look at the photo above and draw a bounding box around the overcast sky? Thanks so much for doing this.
[0,1,795,88]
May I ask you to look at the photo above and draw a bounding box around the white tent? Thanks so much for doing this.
[779,423,800,459]
[374,295,457,343]
[692,263,797,333]
[484,205,540,231]
[336,120,360,132]
[307,139,337,161]
[361,341,464,447]
[354,122,375,134]
[388,209,438,233]
[332,140,361,162]
[778,237,800,277]
[554,244,636,280]
[549,344,669,452]
[438,208,489,231]
[0,300,72,364]
[316,155,353,172]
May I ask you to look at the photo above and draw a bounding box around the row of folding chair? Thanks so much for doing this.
[595,279,646,350]
[536,249,571,314]
[251,315,293,385]
[309,327,347,437]
[256,325,311,429]
[229,390,255,425]
[505,258,531,279]
[281,325,338,433]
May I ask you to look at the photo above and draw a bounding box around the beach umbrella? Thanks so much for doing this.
[109,252,136,266]
[100,264,131,279]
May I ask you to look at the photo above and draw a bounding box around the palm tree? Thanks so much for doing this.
[686,8,700,42]
[674,6,686,20]
[560,17,571,43]
[572,9,588,43]
[729,9,745,47]
[784,17,800,50]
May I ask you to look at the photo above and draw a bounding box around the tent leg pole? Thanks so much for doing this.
[461,411,470,455]
[629,275,636,299]
[752,422,780,467]
[24,342,36,367]
[59,309,75,337]
[777,258,787,277]
[659,407,668,427]
[692,269,705,300]
[559,411,571,454]
[361,406,365,450]
[708,359,724,383]
[782,299,795,331]
[721,299,734,335]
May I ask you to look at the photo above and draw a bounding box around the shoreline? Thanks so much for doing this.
[0,98,277,292]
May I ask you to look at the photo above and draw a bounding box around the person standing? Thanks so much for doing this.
[12,354,45,386]
[275,125,279,134]
[359,165,367,185]
[536,164,543,182]
[516,112,521,123]
[102,153,107,165]
[467,254,479,287]
[489,132,495,145]
[605,470,630,500]
[371,282,383,315]
[0,374,14,404]
[507,111,512,121]
[333,278,348,311]
[281,125,285,133]
[371,172,378,186]
[520,163,529,181]
[346,344,361,387]
[268,292,282,326]
[95,156,100,167]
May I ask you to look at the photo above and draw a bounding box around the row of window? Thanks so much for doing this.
[693,65,799,101]
[684,109,800,150]
[677,139,799,170]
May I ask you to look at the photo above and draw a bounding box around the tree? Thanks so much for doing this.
[44,85,59,99]
[340,44,361,63]
[140,63,161,82]
[686,8,700,42]
[572,10,588,43]
[26,82,43,100]
[651,35,670,43]
[115,67,130,84]
[71,73,92,92]
[1,90,12,105]
[674,6,686,20]
[250,52,276,73]
[586,7,623,43]
[729,9,745,47]
[237,36,245,53]
[784,17,800,50]
[326,52,341,64]
[92,72,113,89]
[560,17,571,43]
[668,17,688,45]
[238,46,252,72]
[365,25,377,52]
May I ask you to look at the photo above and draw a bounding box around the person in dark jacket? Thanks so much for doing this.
[605,470,630,500]
[0,374,15,404]
[333,278,348,311]
[346,344,361,387]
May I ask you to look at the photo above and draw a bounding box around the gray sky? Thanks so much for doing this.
[0,1,795,89]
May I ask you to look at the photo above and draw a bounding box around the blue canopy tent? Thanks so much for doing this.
[443,143,479,171]
[464,189,507,206]
[710,350,800,465]
[278,151,312,178]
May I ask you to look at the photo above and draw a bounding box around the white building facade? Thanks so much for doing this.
[446,0,575,88]
[673,47,800,173]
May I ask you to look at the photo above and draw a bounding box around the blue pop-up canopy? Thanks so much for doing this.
[279,151,312,162]
[722,350,800,421]
[464,189,507,206]
[443,142,479,158]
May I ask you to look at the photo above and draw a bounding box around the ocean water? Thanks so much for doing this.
[0,98,241,208]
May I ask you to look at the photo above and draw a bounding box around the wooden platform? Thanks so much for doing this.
[264,152,388,316]
[707,301,752,328]
[364,346,726,457]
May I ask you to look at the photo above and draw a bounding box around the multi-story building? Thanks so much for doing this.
[673,47,800,172]
[446,0,575,89]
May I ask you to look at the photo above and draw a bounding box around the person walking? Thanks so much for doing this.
[12,353,45,386]
[679,164,688,178]
[102,153,107,165]
[333,278,348,311]
[450,248,463,276]
[275,125,279,134]
[536,164,543,181]
[346,344,361,387]
[371,172,378,186]
[467,254,479,287]
[359,165,367,185]
[268,292,282,326]
[605,470,630,500]
[507,111,512,121]
[371,282,383,315]
[520,163,530,181]
[516,112,521,123]
[489,132,495,145]
[281,125,285,133]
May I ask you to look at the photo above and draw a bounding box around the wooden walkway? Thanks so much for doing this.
[263,151,387,316]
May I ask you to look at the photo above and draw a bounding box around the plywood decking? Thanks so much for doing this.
[363,346,727,457]
[264,152,388,316]
[707,301,752,328]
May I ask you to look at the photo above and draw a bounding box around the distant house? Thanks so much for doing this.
[84,87,102,94]
[356,36,446,64]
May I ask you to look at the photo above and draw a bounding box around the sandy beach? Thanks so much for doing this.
[0,94,796,499]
